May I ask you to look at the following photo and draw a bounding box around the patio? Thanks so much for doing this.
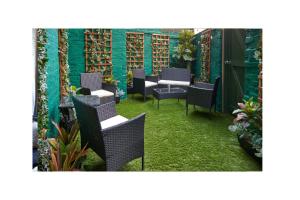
[33,28,262,171]
[83,97,261,171]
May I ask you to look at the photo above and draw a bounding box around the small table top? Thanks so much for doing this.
[59,95,101,109]
[153,87,186,94]
[153,87,187,99]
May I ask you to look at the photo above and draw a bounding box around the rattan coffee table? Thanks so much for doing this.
[152,87,187,109]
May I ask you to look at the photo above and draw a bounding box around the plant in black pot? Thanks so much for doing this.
[172,30,196,70]
[228,97,262,161]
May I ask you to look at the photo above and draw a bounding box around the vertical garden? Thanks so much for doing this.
[35,28,262,136]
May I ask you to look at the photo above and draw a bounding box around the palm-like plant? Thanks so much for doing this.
[172,30,196,69]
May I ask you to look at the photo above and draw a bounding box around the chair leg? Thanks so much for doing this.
[144,95,146,102]
[142,156,144,171]
[186,104,188,115]
[193,104,195,110]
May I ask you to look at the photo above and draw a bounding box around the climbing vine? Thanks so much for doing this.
[200,29,211,82]
[58,29,70,98]
[254,30,263,104]
[36,28,49,137]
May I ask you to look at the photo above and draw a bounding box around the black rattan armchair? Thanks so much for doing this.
[186,76,220,115]
[72,96,146,171]
[79,72,116,104]
[132,69,158,101]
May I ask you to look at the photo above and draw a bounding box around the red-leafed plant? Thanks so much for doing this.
[48,121,88,171]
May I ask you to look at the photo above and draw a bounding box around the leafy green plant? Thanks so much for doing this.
[58,29,70,97]
[37,29,49,137]
[127,70,133,87]
[48,121,88,171]
[228,97,262,158]
[172,30,196,69]
[38,139,51,171]
[104,76,118,86]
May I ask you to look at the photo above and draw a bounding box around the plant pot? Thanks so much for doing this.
[185,61,192,71]
[127,86,134,94]
[237,135,262,163]
[115,96,120,104]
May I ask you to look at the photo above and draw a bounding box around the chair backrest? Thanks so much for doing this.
[133,69,145,79]
[212,76,221,105]
[80,73,102,91]
[161,68,190,82]
[72,96,105,154]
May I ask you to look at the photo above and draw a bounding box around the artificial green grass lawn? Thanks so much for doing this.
[83,95,262,171]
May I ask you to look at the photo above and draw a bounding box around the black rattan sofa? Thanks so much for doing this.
[186,76,220,115]
[132,69,158,101]
[72,95,146,171]
[158,68,191,88]
[79,72,116,104]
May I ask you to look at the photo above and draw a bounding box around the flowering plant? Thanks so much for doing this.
[228,97,262,158]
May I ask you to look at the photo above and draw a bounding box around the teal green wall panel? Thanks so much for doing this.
[210,29,223,112]
[46,29,60,137]
[169,36,179,67]
[68,29,85,88]
[192,32,201,78]
[112,29,127,99]
[144,31,153,75]
[244,29,261,101]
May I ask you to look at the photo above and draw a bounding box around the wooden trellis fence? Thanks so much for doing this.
[126,32,144,71]
[152,34,170,75]
[84,29,112,78]
[200,29,211,82]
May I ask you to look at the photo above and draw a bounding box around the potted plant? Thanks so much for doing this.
[48,121,89,171]
[104,76,118,86]
[115,89,125,104]
[228,97,262,162]
[172,30,196,70]
[127,70,134,94]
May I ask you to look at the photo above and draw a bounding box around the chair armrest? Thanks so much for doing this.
[102,82,117,96]
[96,101,117,122]
[194,82,214,90]
[188,85,214,95]
[102,113,146,170]
[146,75,158,83]
[102,113,146,133]
[77,87,91,95]
[102,113,146,156]
[187,86,214,107]
[133,78,146,93]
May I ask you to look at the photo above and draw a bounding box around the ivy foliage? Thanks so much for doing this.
[36,29,49,137]
[59,29,70,97]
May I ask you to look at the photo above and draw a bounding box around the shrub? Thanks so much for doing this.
[228,97,262,158]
